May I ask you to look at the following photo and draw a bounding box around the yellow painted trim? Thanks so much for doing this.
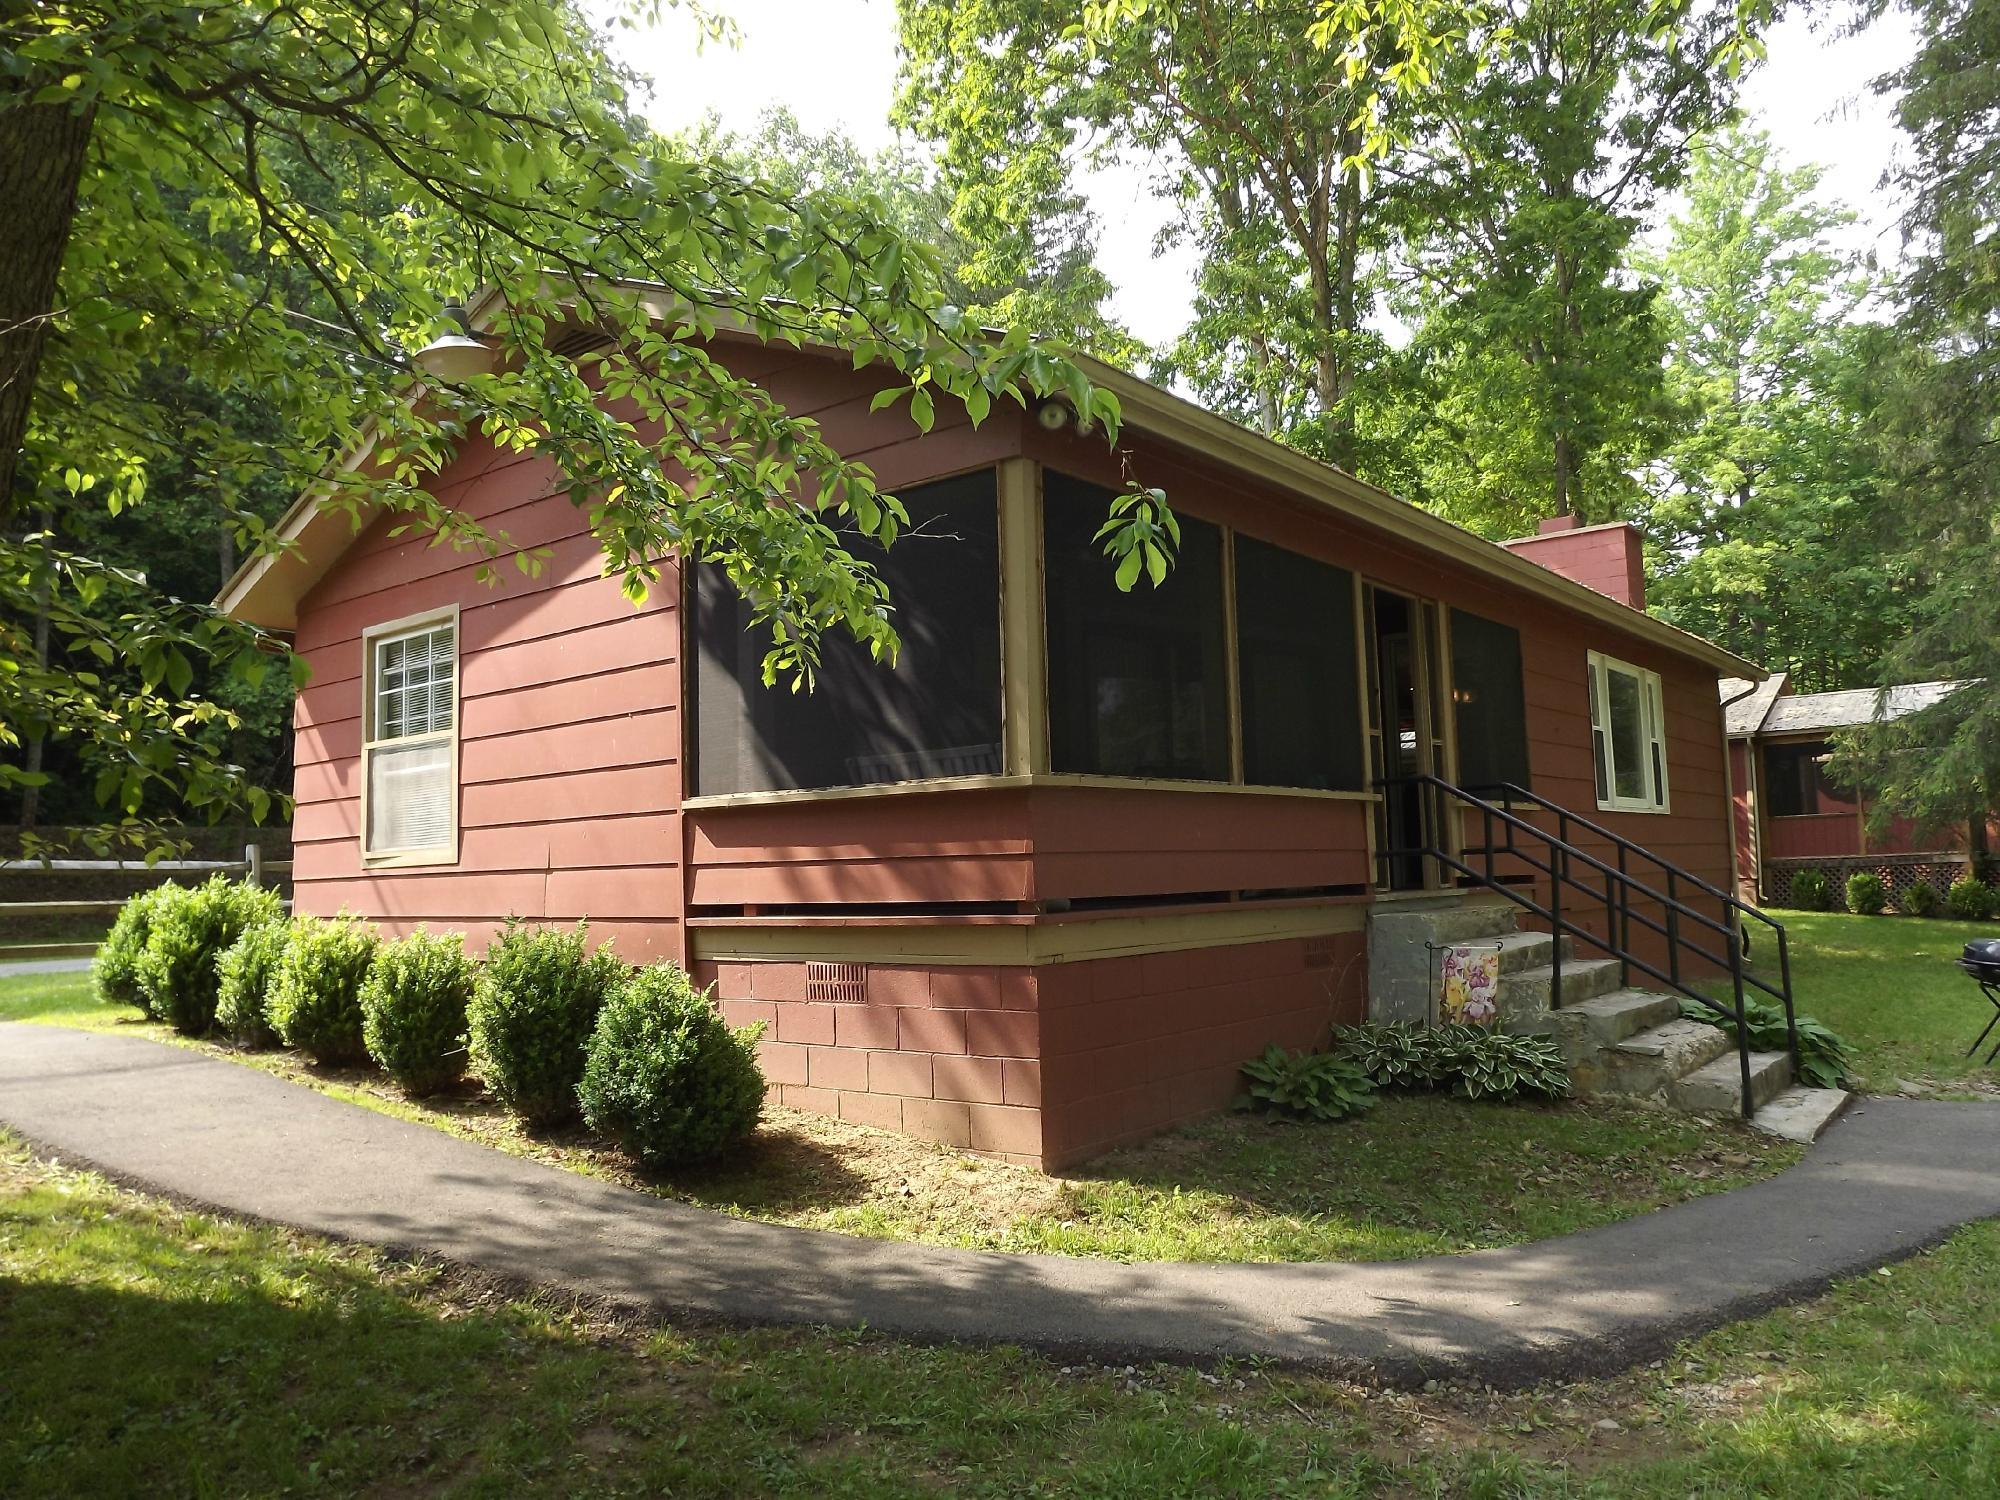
[689,901,1367,967]
[681,772,1383,811]
[1221,528,1246,784]
[996,457,1049,776]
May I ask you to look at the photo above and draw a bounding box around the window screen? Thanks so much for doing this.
[1234,535,1363,789]
[691,469,1003,795]
[1449,609,1530,794]
[364,619,455,856]
[1766,740,1844,817]
[1043,471,1229,781]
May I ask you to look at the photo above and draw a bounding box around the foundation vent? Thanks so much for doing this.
[806,961,868,1003]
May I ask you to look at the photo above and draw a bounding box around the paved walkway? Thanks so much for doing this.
[4,1023,1998,1387]
[0,957,92,975]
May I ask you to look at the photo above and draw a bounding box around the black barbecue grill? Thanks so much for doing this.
[1960,938,2000,1063]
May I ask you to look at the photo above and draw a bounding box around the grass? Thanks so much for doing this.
[0,968,1796,1264]
[1755,908,2000,1092]
[3,1138,1997,1498]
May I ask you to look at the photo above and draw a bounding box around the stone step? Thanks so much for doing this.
[1392,899,1522,945]
[1366,898,1523,1022]
[1487,929,1573,974]
[1575,1016,1734,1097]
[1671,1048,1795,1117]
[1750,1085,1853,1143]
[1498,956,1624,1015]
[1515,987,1682,1061]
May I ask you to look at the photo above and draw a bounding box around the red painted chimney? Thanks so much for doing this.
[1499,518,1645,609]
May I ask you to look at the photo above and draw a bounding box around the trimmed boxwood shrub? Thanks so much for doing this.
[1788,868,1833,912]
[361,930,476,1096]
[1948,876,1996,922]
[215,920,294,1047]
[95,885,177,1016]
[268,915,380,1064]
[1845,871,1888,916]
[1902,879,1943,918]
[136,876,285,1035]
[468,922,626,1127]
[579,964,765,1166]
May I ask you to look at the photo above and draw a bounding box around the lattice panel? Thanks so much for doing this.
[1767,855,1974,910]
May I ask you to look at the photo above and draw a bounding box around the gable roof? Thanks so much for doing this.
[1762,681,1966,735]
[1721,672,1789,736]
[217,290,1759,677]
[1723,675,1967,736]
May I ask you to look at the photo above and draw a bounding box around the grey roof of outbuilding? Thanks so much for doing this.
[1724,677,1968,737]
[1721,673,1789,737]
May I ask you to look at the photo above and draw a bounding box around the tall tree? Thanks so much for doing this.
[1636,125,1905,689]
[1832,0,2000,847]
[679,107,1141,359]
[0,2,1126,851]
[896,0,1413,469]
[1388,0,1754,527]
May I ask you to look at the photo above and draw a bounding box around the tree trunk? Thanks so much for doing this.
[0,93,96,513]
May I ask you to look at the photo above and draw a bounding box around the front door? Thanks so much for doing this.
[1366,588,1449,890]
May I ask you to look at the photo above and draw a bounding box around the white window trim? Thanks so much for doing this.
[1587,649,1670,815]
[360,604,461,867]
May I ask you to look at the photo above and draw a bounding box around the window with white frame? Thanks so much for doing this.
[1586,651,1669,813]
[362,613,457,858]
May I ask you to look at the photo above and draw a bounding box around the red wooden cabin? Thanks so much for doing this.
[221,308,1757,1167]
[1724,673,1985,906]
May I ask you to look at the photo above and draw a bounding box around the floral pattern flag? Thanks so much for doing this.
[1440,943,1502,1026]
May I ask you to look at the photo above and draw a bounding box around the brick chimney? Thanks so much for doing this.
[1499,516,1646,610]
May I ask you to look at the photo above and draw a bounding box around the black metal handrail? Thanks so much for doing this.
[1471,780,1794,1019]
[1379,772,1799,1118]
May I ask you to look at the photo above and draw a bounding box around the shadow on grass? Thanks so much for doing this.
[267,1051,881,1218]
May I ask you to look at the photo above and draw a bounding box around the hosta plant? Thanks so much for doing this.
[1679,997,1854,1090]
[1237,1045,1377,1123]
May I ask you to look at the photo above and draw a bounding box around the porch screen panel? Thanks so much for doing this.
[691,469,1002,795]
[1449,608,1531,793]
[1234,535,1363,789]
[1043,471,1230,781]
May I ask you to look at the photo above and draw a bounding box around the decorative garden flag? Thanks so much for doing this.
[1440,944,1502,1026]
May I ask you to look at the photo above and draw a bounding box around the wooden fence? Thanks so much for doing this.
[0,845,292,961]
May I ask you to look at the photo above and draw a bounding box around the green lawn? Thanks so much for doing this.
[3,1138,1996,1497]
[1759,909,2000,1090]
[0,967,1796,1263]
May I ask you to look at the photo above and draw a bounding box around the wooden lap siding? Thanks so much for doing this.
[290,445,687,961]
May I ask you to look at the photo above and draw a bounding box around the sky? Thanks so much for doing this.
[605,2,1919,349]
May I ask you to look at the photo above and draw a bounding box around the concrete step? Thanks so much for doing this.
[1488,929,1573,974]
[1498,956,1624,1016]
[1576,1016,1734,1097]
[1671,1048,1795,1117]
[1751,1085,1853,1143]
[1367,897,1523,1022]
[1516,987,1682,1062]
